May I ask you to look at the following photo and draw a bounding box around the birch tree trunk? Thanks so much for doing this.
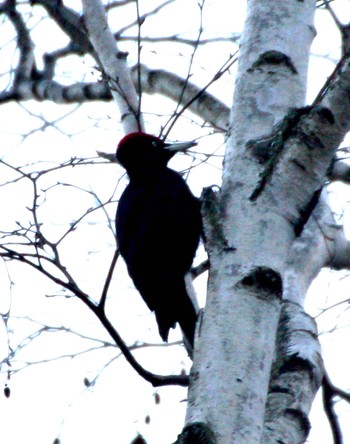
[185,2,328,443]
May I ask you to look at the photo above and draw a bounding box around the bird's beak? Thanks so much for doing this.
[164,140,197,152]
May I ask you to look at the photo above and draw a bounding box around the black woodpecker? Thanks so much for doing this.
[115,132,202,353]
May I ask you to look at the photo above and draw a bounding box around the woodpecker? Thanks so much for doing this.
[115,132,201,353]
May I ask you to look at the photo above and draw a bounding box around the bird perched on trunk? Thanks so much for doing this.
[115,132,202,354]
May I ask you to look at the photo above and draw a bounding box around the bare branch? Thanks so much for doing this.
[162,52,237,137]
[82,0,143,133]
[322,372,344,444]
[312,50,350,135]
[2,319,184,378]
[99,248,119,309]
[115,0,176,39]
[0,246,189,387]
[132,65,230,132]
[0,79,111,104]
[105,0,135,9]
[1,66,229,134]
[324,1,350,56]
[191,259,209,279]
[5,0,35,84]
[118,34,240,46]
[328,159,350,184]
[0,153,190,387]
[160,0,205,138]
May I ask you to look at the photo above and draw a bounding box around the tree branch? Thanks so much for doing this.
[159,52,236,136]
[99,248,119,309]
[0,79,112,104]
[0,246,189,387]
[328,159,350,184]
[316,51,350,133]
[283,190,343,305]
[263,301,323,443]
[5,0,35,85]
[1,0,231,131]
[324,1,350,57]
[322,372,343,444]
[191,259,210,279]
[82,0,142,133]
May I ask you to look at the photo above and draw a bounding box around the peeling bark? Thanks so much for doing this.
[263,302,323,444]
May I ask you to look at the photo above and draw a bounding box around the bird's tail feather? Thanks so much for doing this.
[154,279,198,358]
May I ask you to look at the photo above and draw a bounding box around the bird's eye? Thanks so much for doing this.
[152,140,158,147]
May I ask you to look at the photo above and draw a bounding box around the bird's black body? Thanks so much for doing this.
[115,133,201,350]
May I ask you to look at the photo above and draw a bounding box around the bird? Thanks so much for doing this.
[115,132,202,354]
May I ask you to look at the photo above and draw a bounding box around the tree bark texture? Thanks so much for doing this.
[185,2,326,443]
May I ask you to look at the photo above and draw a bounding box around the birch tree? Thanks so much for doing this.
[1,1,350,443]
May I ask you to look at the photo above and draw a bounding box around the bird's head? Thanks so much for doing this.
[116,132,197,174]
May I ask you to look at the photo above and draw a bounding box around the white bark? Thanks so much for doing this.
[188,255,281,443]
[82,0,143,134]
[131,65,230,131]
[261,192,334,443]
[262,301,323,444]
[227,0,316,149]
[331,228,350,269]
[321,56,350,134]
[283,191,342,306]
[330,160,350,184]
[186,2,318,443]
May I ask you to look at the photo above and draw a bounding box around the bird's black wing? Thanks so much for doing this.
[116,169,201,289]
[116,168,201,341]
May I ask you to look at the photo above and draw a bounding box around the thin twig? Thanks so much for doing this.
[135,0,143,131]
[191,259,209,279]
[322,372,344,444]
[160,0,205,139]
[99,248,119,309]
[0,247,189,387]
[163,51,238,139]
